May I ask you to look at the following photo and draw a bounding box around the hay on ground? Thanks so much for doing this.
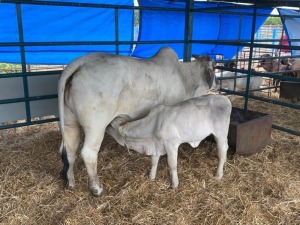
[0,97,299,225]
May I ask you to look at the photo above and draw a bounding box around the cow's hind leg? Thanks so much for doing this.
[81,125,108,196]
[214,135,228,178]
[60,120,81,189]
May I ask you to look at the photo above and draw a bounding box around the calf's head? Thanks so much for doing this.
[107,116,130,147]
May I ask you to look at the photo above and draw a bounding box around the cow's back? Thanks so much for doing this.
[67,47,186,120]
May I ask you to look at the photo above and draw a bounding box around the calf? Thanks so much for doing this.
[107,94,232,188]
[216,71,262,101]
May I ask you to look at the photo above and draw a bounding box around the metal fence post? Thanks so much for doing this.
[183,0,194,62]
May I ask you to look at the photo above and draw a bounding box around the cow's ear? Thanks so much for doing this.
[204,67,215,89]
[193,54,213,62]
[192,54,201,60]
[259,53,272,62]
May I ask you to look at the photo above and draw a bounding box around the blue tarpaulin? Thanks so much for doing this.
[133,0,272,60]
[0,0,134,64]
[278,8,300,57]
[0,0,275,64]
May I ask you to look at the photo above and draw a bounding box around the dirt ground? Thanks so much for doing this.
[0,97,299,225]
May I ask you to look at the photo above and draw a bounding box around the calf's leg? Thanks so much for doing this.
[165,144,179,188]
[149,155,160,180]
[214,135,228,178]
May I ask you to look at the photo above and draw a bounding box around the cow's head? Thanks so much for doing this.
[224,60,236,72]
[192,54,217,89]
[258,54,273,71]
[280,58,292,67]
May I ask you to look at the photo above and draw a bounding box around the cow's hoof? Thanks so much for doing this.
[90,187,108,197]
[101,188,108,196]
[60,169,68,185]
[68,183,75,190]
[60,170,75,189]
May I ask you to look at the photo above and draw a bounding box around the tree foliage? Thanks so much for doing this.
[0,63,22,74]
[264,17,282,25]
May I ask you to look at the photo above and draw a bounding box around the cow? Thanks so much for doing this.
[58,47,217,196]
[280,58,300,78]
[216,71,262,101]
[258,53,291,92]
[106,94,232,188]
[223,60,236,72]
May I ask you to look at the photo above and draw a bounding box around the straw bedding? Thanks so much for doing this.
[0,97,299,225]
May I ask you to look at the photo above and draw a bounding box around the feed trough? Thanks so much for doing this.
[228,107,272,156]
[280,81,300,100]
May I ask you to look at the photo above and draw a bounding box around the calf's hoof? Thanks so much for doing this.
[149,174,156,181]
[171,182,179,189]
[214,173,223,179]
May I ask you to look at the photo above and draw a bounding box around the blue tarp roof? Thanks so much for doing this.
[0,0,134,64]
[3,0,298,64]
[133,0,272,59]
[278,8,300,56]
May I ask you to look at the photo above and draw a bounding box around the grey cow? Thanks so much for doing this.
[258,53,291,92]
[58,47,217,196]
[107,94,232,188]
[216,71,262,101]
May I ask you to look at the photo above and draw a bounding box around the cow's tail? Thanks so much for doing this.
[58,57,86,143]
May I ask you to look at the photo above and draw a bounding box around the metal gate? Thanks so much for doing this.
[0,0,299,136]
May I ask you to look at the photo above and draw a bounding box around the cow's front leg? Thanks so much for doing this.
[149,155,160,180]
[81,128,107,196]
